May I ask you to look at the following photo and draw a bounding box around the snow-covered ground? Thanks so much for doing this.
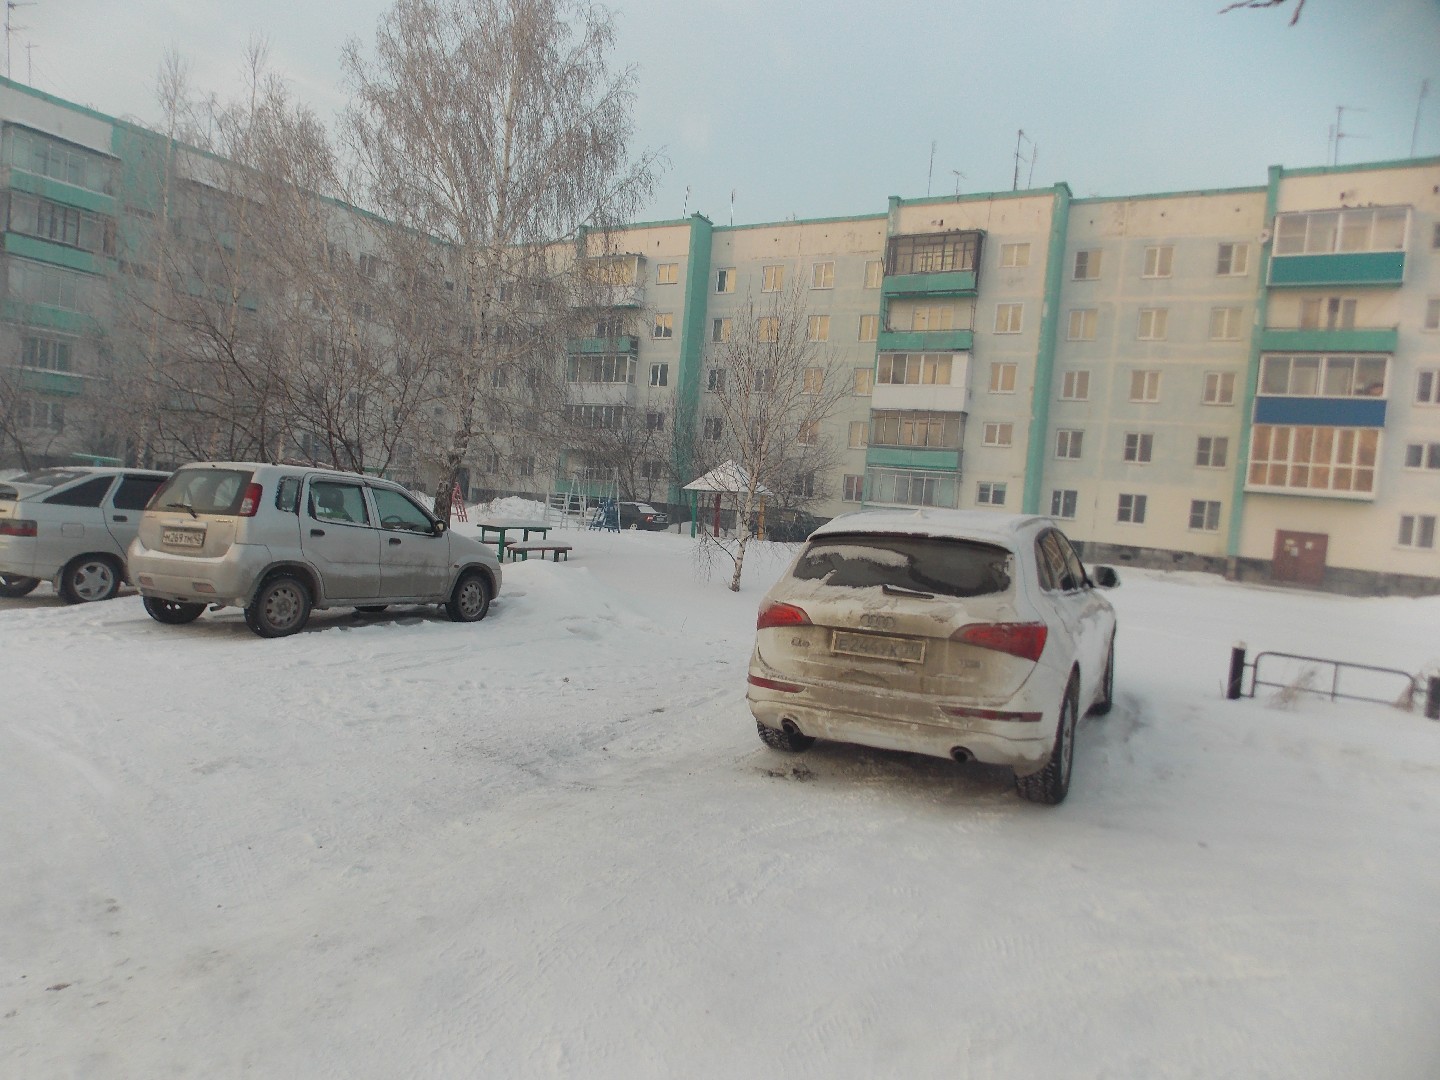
[3,526,1439,1079]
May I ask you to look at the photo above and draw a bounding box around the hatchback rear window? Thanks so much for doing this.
[792,533,1013,598]
[151,468,255,516]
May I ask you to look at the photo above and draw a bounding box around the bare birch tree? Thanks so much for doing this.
[341,0,659,522]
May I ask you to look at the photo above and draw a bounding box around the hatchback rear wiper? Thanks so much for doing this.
[883,582,935,599]
[165,502,199,519]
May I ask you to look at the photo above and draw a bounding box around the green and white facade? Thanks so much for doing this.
[4,76,1439,591]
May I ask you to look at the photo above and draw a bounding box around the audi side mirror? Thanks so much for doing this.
[1092,565,1120,589]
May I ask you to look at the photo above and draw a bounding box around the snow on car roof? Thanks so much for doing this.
[809,508,1050,547]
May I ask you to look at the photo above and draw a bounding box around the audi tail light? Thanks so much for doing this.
[757,602,812,631]
[951,622,1048,663]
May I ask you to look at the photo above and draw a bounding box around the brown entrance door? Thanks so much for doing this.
[1272,530,1328,585]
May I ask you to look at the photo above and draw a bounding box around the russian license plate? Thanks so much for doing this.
[832,630,925,664]
[161,527,205,549]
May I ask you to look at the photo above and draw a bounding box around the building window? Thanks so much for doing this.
[757,316,780,342]
[802,367,824,393]
[1260,355,1387,397]
[1398,514,1437,549]
[864,260,883,288]
[706,368,727,393]
[811,261,835,289]
[1060,370,1090,401]
[1434,223,1440,249]
[1402,443,1440,470]
[871,411,963,449]
[843,474,864,501]
[1300,297,1357,330]
[753,368,775,392]
[989,362,1017,394]
[646,410,666,432]
[1130,370,1161,402]
[762,264,785,292]
[1122,432,1154,463]
[1209,307,1242,340]
[1273,207,1408,256]
[887,232,979,275]
[1189,500,1222,531]
[994,303,1023,334]
[1050,489,1078,519]
[858,314,878,341]
[1143,245,1174,278]
[1248,424,1378,494]
[1138,308,1168,340]
[20,334,73,372]
[798,420,819,445]
[866,467,957,508]
[1196,435,1229,468]
[877,353,951,385]
[715,267,735,293]
[1000,243,1030,268]
[655,262,678,285]
[358,253,381,279]
[712,317,731,343]
[807,315,830,342]
[1117,494,1147,524]
[1216,243,1249,276]
[563,404,626,429]
[1067,308,1097,341]
[1425,298,1440,332]
[517,456,535,478]
[1417,369,1440,405]
[16,399,64,431]
[853,367,874,396]
[982,422,1013,447]
[848,421,868,448]
[1204,371,1237,405]
[640,460,665,481]
[1073,250,1102,280]
[649,362,669,387]
[910,303,955,331]
[703,416,724,440]
[1056,429,1084,459]
[977,481,1007,506]
[652,313,673,339]
[567,354,636,383]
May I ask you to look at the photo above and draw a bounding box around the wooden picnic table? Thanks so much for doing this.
[473,518,551,559]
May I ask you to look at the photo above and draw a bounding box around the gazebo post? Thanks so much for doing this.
[713,492,722,537]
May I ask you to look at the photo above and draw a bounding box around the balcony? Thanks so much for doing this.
[880,269,978,299]
[876,328,973,353]
[1267,251,1405,288]
[865,446,961,471]
[17,367,86,396]
[567,335,639,355]
[1258,326,1398,353]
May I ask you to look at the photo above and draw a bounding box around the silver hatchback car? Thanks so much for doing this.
[0,467,171,602]
[128,462,502,637]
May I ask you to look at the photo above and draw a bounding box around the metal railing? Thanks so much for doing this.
[1226,643,1439,718]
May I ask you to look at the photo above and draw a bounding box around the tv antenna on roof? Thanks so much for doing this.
[950,170,966,198]
[926,140,937,196]
[5,1,36,81]
[1329,104,1368,166]
[1012,129,1034,191]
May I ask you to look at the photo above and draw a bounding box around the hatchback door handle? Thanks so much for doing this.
[310,528,325,537]
[388,537,402,546]
[112,514,128,522]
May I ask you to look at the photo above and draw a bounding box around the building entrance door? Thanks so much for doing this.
[1272,530,1328,586]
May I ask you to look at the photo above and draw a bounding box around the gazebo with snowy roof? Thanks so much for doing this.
[682,460,772,539]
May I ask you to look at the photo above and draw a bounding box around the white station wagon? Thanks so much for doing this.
[746,509,1119,805]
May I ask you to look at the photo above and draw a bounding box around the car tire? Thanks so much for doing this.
[58,555,122,604]
[756,719,815,752]
[143,596,207,625]
[1016,677,1079,806]
[1089,638,1115,716]
[0,574,40,598]
[445,570,490,623]
[244,574,312,638]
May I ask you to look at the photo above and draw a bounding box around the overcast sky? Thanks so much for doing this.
[14,0,1440,224]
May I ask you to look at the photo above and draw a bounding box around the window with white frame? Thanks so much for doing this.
[1204,371,1237,405]
[1056,429,1084,459]
[864,259,883,288]
[518,456,536,478]
[1196,435,1229,468]
[641,460,664,481]
[753,368,774,392]
[977,481,1007,506]
[1398,514,1436,549]
[1403,442,1440,470]
[715,267,735,293]
[649,362,669,386]
[652,313,673,338]
[1301,296,1357,330]
[982,422,1013,447]
[1138,308,1168,340]
[1067,308,1097,341]
[706,368,727,393]
[1143,245,1174,278]
[1050,489,1078,519]
[1424,298,1440,331]
[1123,432,1154,463]
[1248,425,1379,494]
[757,316,780,342]
[761,264,785,292]
[990,362,1017,394]
[870,411,962,448]
[567,354,636,383]
[1216,243,1249,276]
[646,410,665,432]
[1060,370,1090,401]
[1000,243,1030,268]
[858,314,878,341]
[911,303,955,331]
[843,474,864,501]
[712,317,731,343]
[1073,250,1101,280]
[802,366,824,393]
[807,315,830,342]
[1273,207,1409,256]
[1130,370,1161,402]
[866,468,956,508]
[811,261,835,289]
[703,416,724,440]
[1189,500,1222,531]
[1117,493,1147,523]
[853,367,873,395]
[1418,369,1440,405]
[20,334,73,372]
[1209,307,1243,340]
[994,303,1023,334]
[655,262,678,285]
[798,420,819,445]
[848,421,868,448]
[877,353,951,385]
[16,399,64,430]
[1260,355,1387,397]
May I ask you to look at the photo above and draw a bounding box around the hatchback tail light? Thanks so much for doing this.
[0,518,37,537]
[757,602,812,630]
[951,622,1048,662]
[238,482,264,517]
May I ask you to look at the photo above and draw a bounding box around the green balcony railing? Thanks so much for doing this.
[876,328,974,353]
[1267,251,1405,288]
[1258,326,1399,353]
[880,269,978,298]
[566,335,640,355]
[17,368,86,396]
[864,446,961,471]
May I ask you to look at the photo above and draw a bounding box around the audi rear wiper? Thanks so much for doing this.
[883,582,935,600]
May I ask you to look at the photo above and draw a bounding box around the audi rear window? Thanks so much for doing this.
[151,468,254,516]
[792,533,1013,598]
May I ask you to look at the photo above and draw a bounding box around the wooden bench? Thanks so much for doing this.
[505,541,573,563]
